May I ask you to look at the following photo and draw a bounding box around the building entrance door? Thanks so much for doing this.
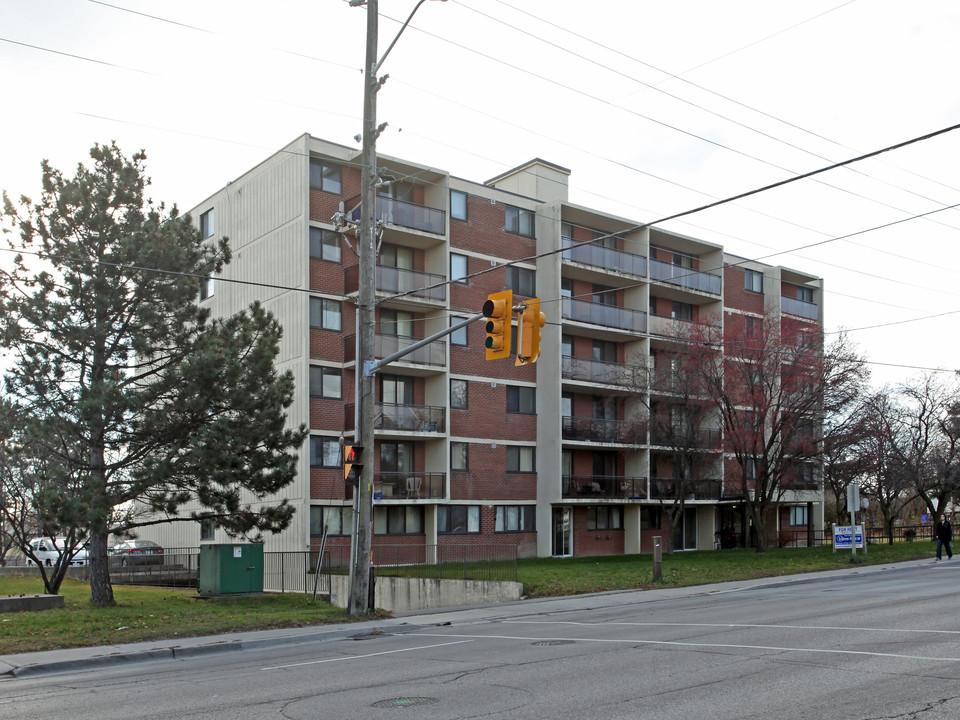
[552,507,573,557]
[672,507,698,551]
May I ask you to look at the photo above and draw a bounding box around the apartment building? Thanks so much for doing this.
[148,133,825,559]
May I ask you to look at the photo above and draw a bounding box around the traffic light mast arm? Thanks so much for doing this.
[363,312,484,377]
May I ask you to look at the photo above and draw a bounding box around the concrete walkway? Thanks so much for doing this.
[0,558,935,678]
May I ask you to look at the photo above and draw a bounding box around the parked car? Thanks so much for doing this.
[109,539,165,566]
[28,537,88,567]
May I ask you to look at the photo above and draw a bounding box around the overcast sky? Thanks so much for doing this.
[2,0,959,388]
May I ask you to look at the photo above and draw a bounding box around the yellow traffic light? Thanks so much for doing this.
[343,444,364,484]
[516,298,545,366]
[483,290,513,360]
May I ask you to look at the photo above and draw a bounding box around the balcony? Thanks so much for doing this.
[650,258,721,295]
[781,296,818,320]
[349,196,445,235]
[649,478,722,500]
[345,265,446,303]
[562,297,647,332]
[373,471,446,500]
[344,333,446,368]
[562,475,648,499]
[649,427,721,449]
[562,416,647,444]
[344,403,446,433]
[562,357,644,388]
[562,237,647,277]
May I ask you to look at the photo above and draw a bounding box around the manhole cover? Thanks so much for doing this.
[532,640,575,646]
[371,697,439,709]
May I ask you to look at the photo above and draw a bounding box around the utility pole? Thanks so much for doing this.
[348,0,380,615]
[348,0,446,615]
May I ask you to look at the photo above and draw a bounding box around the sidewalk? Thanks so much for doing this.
[0,558,935,678]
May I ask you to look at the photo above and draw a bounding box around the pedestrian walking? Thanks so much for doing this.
[935,514,953,561]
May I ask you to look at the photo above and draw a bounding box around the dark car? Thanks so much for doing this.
[109,539,165,566]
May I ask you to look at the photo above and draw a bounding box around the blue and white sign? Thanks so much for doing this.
[834,525,864,549]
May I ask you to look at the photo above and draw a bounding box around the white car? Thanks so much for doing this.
[28,537,89,567]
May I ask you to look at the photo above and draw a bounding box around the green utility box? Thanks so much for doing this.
[198,543,264,595]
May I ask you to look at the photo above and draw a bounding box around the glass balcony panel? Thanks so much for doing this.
[561,475,648,499]
[350,196,446,235]
[561,416,647,444]
[781,296,818,319]
[561,237,647,277]
[561,297,647,332]
[561,357,644,387]
[374,471,446,499]
[376,266,446,301]
[649,258,721,294]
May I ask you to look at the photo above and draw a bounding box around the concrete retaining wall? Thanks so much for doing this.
[329,575,523,612]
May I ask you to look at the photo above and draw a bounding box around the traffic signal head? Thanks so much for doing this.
[516,298,545,366]
[343,444,364,484]
[483,290,513,360]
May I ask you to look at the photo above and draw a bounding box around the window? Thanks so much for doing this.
[381,375,413,405]
[309,297,342,331]
[561,334,573,357]
[790,506,809,526]
[451,442,468,471]
[374,506,423,535]
[199,274,214,301]
[450,190,467,221]
[672,252,693,269]
[640,507,661,530]
[438,505,480,533]
[311,506,353,536]
[380,441,414,475]
[506,445,535,473]
[561,393,572,418]
[200,518,214,541]
[671,301,693,321]
[505,205,534,237]
[450,379,467,409]
[744,458,757,480]
[380,243,413,270]
[381,181,415,202]
[745,315,760,338]
[450,253,468,283]
[593,340,617,363]
[309,159,342,194]
[506,385,535,414]
[587,506,622,530]
[309,227,341,263]
[380,309,413,337]
[797,286,814,303]
[495,506,536,532]
[744,269,763,293]
[592,283,616,306]
[200,209,214,239]
[309,436,341,467]
[561,278,573,298]
[450,317,468,346]
[506,266,536,297]
[309,366,342,399]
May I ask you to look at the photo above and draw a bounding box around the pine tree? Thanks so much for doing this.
[1,143,306,605]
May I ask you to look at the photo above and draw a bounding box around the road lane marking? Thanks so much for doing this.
[402,632,960,663]
[262,640,474,671]
[503,620,960,636]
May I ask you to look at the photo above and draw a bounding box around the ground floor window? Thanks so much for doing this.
[495,505,535,532]
[438,505,480,534]
[587,506,622,530]
[789,506,808,526]
[310,506,353,537]
[374,506,423,535]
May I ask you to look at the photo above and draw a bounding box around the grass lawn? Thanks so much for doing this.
[0,540,935,655]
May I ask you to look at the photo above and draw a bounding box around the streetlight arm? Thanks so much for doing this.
[375,0,438,73]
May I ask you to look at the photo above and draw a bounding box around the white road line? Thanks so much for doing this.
[262,639,474,671]
[502,620,960,636]
[402,632,960,663]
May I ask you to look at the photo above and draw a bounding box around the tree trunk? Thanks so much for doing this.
[88,530,115,606]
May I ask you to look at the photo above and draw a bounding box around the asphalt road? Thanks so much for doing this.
[2,559,959,720]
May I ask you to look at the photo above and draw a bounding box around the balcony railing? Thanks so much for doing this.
[344,333,446,367]
[562,297,647,332]
[373,471,446,500]
[649,427,722,449]
[649,478,722,500]
[562,475,648,499]
[781,296,818,320]
[345,265,446,302]
[344,403,446,433]
[650,258,721,295]
[562,416,647,444]
[561,357,644,387]
[562,237,647,277]
[349,196,446,235]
